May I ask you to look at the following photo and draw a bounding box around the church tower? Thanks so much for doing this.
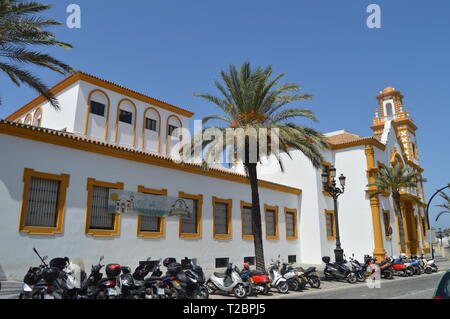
[371,87,420,165]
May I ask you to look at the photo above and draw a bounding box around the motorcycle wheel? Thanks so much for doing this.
[383,270,393,280]
[425,267,433,274]
[309,277,321,288]
[346,273,357,284]
[194,286,209,300]
[289,279,300,291]
[356,273,366,283]
[413,267,421,276]
[277,282,289,294]
[432,266,438,273]
[206,282,216,295]
[233,284,247,299]
[262,285,270,295]
[298,278,307,290]
[245,284,253,296]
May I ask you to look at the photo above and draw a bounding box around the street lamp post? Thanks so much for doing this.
[322,166,346,264]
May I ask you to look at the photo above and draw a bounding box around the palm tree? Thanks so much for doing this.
[189,62,328,270]
[435,190,450,222]
[0,0,73,109]
[368,163,423,253]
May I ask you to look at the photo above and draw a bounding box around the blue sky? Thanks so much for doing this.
[1,0,449,229]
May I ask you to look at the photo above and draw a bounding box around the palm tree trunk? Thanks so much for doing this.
[245,162,266,271]
[393,192,406,253]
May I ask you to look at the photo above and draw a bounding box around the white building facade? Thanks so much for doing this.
[0,74,430,280]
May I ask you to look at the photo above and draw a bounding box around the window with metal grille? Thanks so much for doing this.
[89,186,115,230]
[383,211,390,234]
[266,209,276,236]
[214,202,228,235]
[286,211,295,238]
[119,110,133,124]
[244,257,255,265]
[242,206,253,236]
[181,198,198,234]
[288,255,297,263]
[326,211,334,238]
[168,125,178,137]
[215,257,229,268]
[140,193,163,233]
[90,101,105,117]
[25,177,60,227]
[145,118,157,131]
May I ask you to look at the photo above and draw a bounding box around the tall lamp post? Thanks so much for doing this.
[322,166,346,264]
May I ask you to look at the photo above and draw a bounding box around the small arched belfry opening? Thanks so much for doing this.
[142,107,161,153]
[115,99,137,147]
[165,115,182,155]
[24,114,32,125]
[390,147,404,167]
[85,90,110,140]
[32,107,43,127]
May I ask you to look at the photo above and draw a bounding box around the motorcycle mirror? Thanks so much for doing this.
[43,256,48,261]
[146,257,152,261]
[100,256,104,262]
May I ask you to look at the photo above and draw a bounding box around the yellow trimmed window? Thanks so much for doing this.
[325,209,335,240]
[241,201,253,240]
[285,208,298,240]
[137,186,167,239]
[383,210,391,239]
[85,178,123,237]
[213,197,232,240]
[265,205,279,240]
[322,162,332,197]
[179,192,203,239]
[19,168,70,235]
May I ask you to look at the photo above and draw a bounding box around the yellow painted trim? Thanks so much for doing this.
[324,209,336,241]
[329,138,386,151]
[0,122,302,196]
[114,98,138,147]
[142,107,161,153]
[284,208,298,241]
[165,114,183,154]
[212,197,233,240]
[32,107,43,127]
[178,192,203,239]
[85,178,123,237]
[5,72,194,121]
[240,201,254,240]
[264,204,279,240]
[19,168,70,236]
[136,186,167,239]
[84,89,111,140]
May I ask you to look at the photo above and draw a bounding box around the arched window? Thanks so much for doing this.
[24,114,32,125]
[115,99,137,147]
[165,115,182,154]
[33,108,43,127]
[142,107,161,153]
[85,90,110,140]
[385,103,394,116]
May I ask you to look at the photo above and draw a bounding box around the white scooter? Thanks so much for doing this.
[267,257,289,293]
[206,263,248,298]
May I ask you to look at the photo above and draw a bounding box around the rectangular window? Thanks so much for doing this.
[137,186,167,238]
[241,203,253,240]
[145,118,157,131]
[215,257,229,268]
[244,257,255,265]
[119,109,133,124]
[383,210,391,236]
[322,162,332,195]
[288,255,297,264]
[265,205,279,240]
[213,197,232,239]
[179,193,203,239]
[325,210,335,240]
[19,169,70,235]
[285,208,298,240]
[85,178,123,237]
[90,101,105,117]
[168,125,178,137]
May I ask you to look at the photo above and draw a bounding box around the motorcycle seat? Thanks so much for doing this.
[304,267,316,274]
[250,271,266,276]
[214,272,228,279]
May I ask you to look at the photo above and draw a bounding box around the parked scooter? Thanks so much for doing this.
[366,256,394,279]
[120,257,153,299]
[348,254,374,282]
[322,256,357,283]
[420,254,438,273]
[267,258,289,293]
[296,266,321,288]
[239,263,271,295]
[206,263,249,298]
[20,249,48,299]
[280,262,306,291]
[181,257,209,299]
[389,256,410,277]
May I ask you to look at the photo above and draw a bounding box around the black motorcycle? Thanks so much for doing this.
[322,256,357,284]
[296,266,321,288]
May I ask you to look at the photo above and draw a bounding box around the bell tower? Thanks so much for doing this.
[371,87,419,164]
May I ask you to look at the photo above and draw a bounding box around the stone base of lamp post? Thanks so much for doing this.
[334,248,344,264]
